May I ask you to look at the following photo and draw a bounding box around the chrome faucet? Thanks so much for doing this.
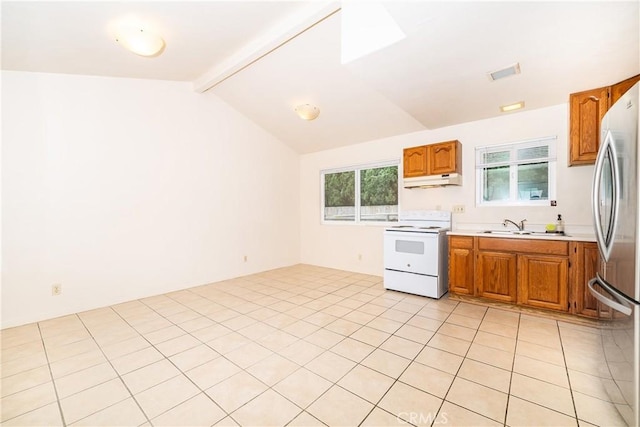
[503,218,527,231]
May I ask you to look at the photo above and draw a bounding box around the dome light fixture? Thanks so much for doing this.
[116,27,165,57]
[295,104,320,121]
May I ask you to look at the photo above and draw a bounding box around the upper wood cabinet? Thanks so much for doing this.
[569,74,640,166]
[403,146,428,177]
[611,74,640,105]
[403,140,461,178]
[428,140,461,175]
[569,86,609,165]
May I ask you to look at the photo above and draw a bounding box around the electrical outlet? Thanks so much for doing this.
[358,254,362,261]
[52,284,62,296]
[243,255,248,262]
[452,205,465,214]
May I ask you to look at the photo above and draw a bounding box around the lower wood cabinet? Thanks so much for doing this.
[448,236,475,295]
[518,254,568,311]
[448,236,599,317]
[476,251,517,303]
[570,241,611,319]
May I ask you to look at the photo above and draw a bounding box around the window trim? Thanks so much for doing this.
[475,136,557,207]
[320,159,400,225]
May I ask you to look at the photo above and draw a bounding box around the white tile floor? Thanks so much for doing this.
[0,264,631,426]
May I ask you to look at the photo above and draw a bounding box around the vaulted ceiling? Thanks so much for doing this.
[3,1,639,153]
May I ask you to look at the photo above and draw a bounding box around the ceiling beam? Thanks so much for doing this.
[192,1,341,93]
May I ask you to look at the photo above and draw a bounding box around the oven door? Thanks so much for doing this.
[384,230,439,276]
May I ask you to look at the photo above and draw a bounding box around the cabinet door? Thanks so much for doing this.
[569,86,609,166]
[518,254,568,312]
[403,146,428,178]
[571,242,611,319]
[428,141,460,175]
[610,74,640,105]
[449,236,474,295]
[476,251,516,302]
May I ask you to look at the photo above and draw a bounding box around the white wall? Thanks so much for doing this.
[300,104,594,275]
[1,71,300,328]
[1,71,597,327]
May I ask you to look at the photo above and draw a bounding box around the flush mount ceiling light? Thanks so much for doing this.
[295,104,320,121]
[488,63,521,81]
[115,26,165,57]
[500,101,525,112]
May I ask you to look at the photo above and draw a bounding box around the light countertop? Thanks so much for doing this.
[448,230,596,242]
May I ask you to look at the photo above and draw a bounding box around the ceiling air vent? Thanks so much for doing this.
[488,63,521,81]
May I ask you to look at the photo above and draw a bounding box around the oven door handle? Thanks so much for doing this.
[587,275,634,316]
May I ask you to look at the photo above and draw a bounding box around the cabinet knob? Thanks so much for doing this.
[407,263,411,267]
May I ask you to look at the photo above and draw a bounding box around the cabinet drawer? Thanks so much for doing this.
[449,235,473,249]
[477,238,569,256]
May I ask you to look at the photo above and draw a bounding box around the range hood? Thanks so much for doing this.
[404,173,462,188]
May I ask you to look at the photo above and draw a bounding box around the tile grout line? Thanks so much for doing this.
[556,319,581,425]
[215,272,387,425]
[3,268,610,427]
[508,318,586,424]
[502,309,522,427]
[334,300,424,426]
[3,274,436,427]
[264,283,409,425]
[430,303,505,427]
[281,293,416,426]
[220,280,414,425]
[353,298,465,427]
[128,270,376,425]
[72,308,153,426]
[107,299,239,425]
[123,298,247,423]
[348,299,518,427]
[1,273,337,425]
[36,321,68,427]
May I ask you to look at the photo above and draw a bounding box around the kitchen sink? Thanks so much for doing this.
[481,230,569,237]
[482,230,529,235]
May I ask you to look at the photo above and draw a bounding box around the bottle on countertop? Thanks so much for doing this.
[556,214,565,233]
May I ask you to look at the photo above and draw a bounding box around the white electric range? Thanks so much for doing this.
[383,210,451,298]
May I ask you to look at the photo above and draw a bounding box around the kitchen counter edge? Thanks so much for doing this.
[448,230,596,242]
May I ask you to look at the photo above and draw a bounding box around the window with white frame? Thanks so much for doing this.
[322,161,399,223]
[476,136,557,206]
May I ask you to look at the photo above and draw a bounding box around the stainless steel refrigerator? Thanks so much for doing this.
[590,82,639,426]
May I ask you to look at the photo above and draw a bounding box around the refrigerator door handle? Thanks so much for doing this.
[592,135,608,257]
[588,275,634,316]
[591,132,619,262]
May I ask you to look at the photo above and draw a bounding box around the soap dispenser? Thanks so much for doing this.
[556,214,565,233]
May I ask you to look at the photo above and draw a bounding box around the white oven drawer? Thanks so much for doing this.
[383,231,440,276]
[383,269,445,298]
